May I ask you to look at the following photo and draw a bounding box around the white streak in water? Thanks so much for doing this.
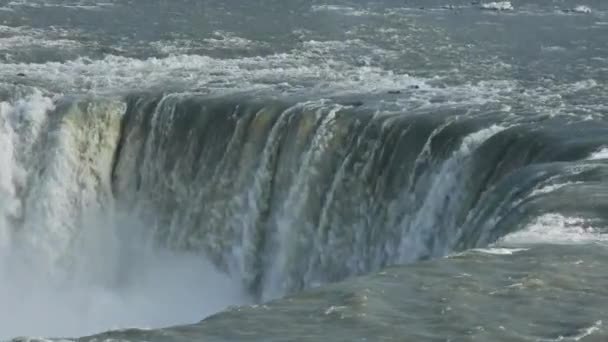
[529,181,583,197]
[536,320,602,341]
[469,247,529,255]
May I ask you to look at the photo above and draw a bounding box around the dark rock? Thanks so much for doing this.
[345,101,364,107]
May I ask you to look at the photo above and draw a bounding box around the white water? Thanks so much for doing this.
[480,2,514,11]
[573,5,593,14]
[588,147,608,160]
[501,213,608,246]
[0,94,247,340]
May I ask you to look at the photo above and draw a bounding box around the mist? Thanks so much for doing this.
[0,215,248,340]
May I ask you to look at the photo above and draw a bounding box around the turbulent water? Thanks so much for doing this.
[1,0,608,341]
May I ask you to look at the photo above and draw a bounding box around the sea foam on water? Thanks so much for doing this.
[480,1,514,11]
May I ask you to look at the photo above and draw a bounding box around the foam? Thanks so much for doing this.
[4,0,114,10]
[149,33,268,56]
[0,50,522,111]
[588,147,608,160]
[480,2,514,11]
[573,5,593,14]
[0,25,82,52]
[536,320,602,342]
[541,46,567,52]
[515,78,606,118]
[470,248,529,255]
[0,53,410,95]
[310,5,371,17]
[0,35,81,50]
[202,33,265,50]
[501,214,607,246]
